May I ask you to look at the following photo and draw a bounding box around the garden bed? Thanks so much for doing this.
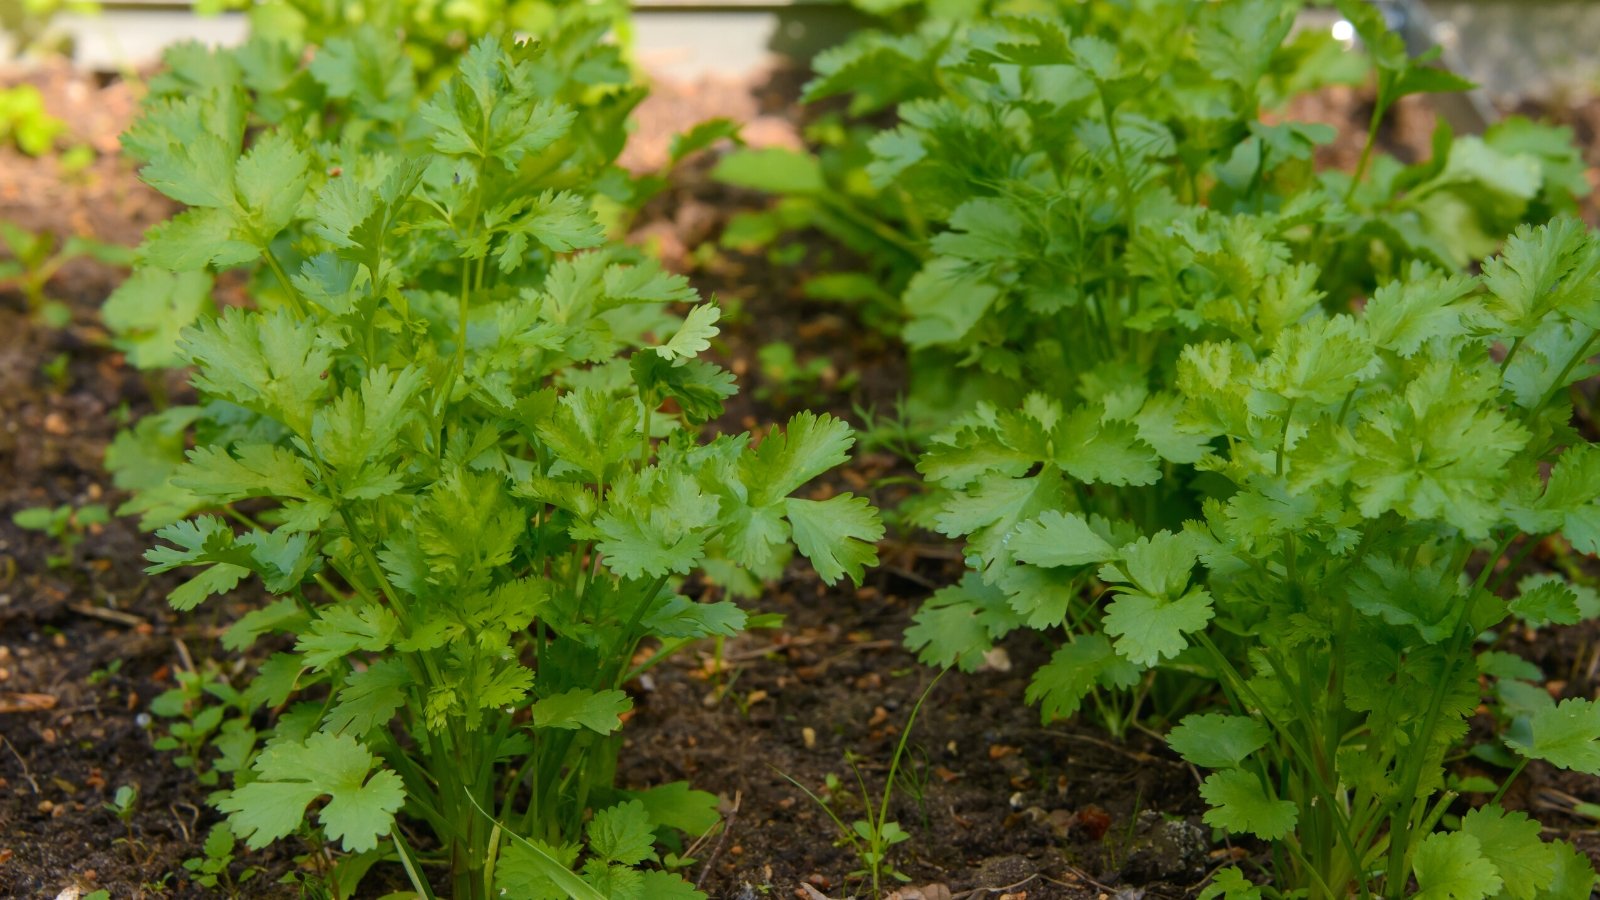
[2,34,1600,900]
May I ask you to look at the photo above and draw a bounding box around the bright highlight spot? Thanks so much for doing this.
[1331,19,1355,42]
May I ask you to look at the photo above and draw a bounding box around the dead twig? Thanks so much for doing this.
[1034,728,1180,766]
[1052,865,1115,891]
[68,602,148,629]
[1,735,41,794]
[171,636,195,674]
[883,565,939,590]
[722,635,826,663]
[694,790,742,891]
[170,801,201,844]
[953,873,1041,898]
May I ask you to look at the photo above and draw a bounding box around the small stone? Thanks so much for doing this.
[978,647,1012,672]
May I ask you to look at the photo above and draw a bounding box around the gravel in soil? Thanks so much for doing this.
[2,58,1599,900]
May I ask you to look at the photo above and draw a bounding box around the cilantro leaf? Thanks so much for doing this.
[1459,805,1554,900]
[497,837,599,900]
[587,800,655,866]
[1412,831,1501,900]
[217,732,404,852]
[1024,634,1137,722]
[1102,588,1213,668]
[1199,769,1297,840]
[655,304,721,361]
[531,689,631,734]
[784,493,883,586]
[743,412,856,506]
[1168,714,1272,770]
[904,574,1025,672]
[102,269,214,370]
[1506,699,1600,773]
[1197,867,1263,900]
[1008,511,1118,568]
[324,659,409,738]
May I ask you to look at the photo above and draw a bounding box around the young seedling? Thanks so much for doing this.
[11,502,109,568]
[780,672,944,896]
[0,85,63,156]
[0,222,132,327]
[183,822,259,895]
[754,341,835,405]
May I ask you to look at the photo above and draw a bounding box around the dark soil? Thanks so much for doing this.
[1,57,1598,900]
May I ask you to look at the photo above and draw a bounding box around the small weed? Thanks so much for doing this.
[40,352,69,391]
[183,822,259,895]
[86,658,123,687]
[0,222,132,326]
[780,672,945,896]
[104,783,137,822]
[754,341,832,404]
[11,503,109,568]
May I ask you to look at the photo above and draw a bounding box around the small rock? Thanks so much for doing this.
[1118,811,1209,882]
[964,855,1037,892]
[978,646,1012,672]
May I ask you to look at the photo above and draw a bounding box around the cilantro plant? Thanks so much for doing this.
[119,33,881,899]
[1134,223,1600,897]
[797,3,1600,893]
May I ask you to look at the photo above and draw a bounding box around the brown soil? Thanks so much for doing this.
[0,57,1597,900]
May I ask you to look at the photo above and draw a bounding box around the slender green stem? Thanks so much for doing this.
[262,249,311,319]
[1488,759,1529,808]
[1380,531,1516,894]
[1532,330,1600,416]
[1499,336,1524,377]
[816,193,928,265]
[1345,101,1386,205]
[1194,633,1371,899]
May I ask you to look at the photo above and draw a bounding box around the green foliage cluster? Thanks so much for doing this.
[195,0,631,85]
[715,0,1600,896]
[109,22,879,900]
[81,0,1600,897]
[0,84,62,155]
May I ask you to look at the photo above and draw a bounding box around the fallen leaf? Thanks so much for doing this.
[0,692,57,714]
[1078,804,1112,841]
